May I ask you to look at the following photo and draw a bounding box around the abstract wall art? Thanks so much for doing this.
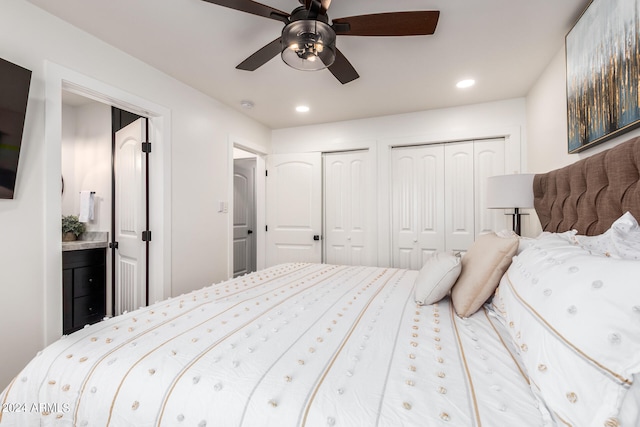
[566,0,640,153]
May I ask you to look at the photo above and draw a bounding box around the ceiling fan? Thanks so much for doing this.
[201,0,440,84]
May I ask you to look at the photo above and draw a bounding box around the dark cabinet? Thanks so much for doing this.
[62,248,106,334]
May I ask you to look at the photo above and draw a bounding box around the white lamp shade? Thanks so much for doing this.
[486,174,535,209]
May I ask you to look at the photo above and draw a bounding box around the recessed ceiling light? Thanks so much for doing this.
[456,79,476,89]
[296,105,310,113]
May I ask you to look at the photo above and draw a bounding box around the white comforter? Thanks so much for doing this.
[1,264,545,426]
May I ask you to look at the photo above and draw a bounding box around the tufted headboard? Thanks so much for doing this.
[533,137,640,235]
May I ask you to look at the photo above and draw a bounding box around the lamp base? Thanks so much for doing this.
[504,208,529,236]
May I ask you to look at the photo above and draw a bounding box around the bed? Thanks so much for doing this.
[2,138,640,426]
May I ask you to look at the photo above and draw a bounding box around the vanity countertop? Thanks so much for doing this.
[62,231,109,252]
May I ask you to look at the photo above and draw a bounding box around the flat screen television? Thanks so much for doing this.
[0,57,31,199]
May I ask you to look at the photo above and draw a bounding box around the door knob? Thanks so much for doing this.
[313,235,321,241]
[247,229,253,234]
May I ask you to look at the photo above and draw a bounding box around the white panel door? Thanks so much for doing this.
[323,150,374,266]
[474,138,507,235]
[233,158,257,277]
[391,145,445,269]
[444,142,475,252]
[114,118,146,315]
[266,153,322,266]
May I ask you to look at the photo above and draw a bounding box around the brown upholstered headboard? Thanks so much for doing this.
[533,137,640,235]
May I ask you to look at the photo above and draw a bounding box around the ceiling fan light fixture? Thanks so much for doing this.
[281,19,336,71]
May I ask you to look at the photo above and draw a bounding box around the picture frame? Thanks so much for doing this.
[565,0,640,153]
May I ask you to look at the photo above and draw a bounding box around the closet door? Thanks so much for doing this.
[391,145,445,269]
[444,142,475,252]
[391,139,507,267]
[324,150,374,266]
[474,138,507,235]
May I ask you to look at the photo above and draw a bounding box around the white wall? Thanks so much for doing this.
[61,101,112,231]
[272,98,527,155]
[61,104,77,216]
[526,46,640,173]
[272,98,528,263]
[0,0,270,389]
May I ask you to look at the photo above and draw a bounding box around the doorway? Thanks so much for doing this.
[46,63,171,344]
[228,139,267,278]
[61,99,149,318]
[233,156,257,276]
[61,93,114,316]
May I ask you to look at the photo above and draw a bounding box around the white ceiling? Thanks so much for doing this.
[27,0,589,129]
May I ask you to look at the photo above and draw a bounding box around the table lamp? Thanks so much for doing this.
[486,174,535,235]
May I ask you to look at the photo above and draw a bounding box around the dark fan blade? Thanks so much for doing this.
[332,11,439,36]
[200,0,289,23]
[236,37,282,71]
[327,49,359,84]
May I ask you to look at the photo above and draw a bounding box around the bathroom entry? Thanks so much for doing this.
[61,99,149,318]
[61,93,114,316]
[112,108,149,315]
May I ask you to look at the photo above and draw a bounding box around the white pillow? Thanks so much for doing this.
[493,232,640,426]
[414,251,461,305]
[451,232,518,317]
[575,212,640,260]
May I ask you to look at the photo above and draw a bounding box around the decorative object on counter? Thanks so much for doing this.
[62,215,86,241]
